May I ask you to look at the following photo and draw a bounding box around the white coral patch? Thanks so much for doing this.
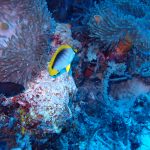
[23,70,77,132]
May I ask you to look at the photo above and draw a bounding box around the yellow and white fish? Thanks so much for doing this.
[48,44,78,77]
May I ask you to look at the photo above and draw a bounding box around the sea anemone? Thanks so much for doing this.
[0,0,56,87]
[84,0,150,53]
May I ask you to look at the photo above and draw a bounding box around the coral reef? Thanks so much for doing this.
[0,0,150,149]
[49,79,150,150]
[0,23,78,148]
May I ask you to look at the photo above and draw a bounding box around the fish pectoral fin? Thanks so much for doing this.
[66,64,71,72]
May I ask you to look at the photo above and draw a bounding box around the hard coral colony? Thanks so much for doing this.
[0,0,150,150]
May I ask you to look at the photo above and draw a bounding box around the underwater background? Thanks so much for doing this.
[0,0,150,149]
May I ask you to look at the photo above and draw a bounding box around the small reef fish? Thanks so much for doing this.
[48,44,78,77]
[0,82,25,98]
[0,22,9,30]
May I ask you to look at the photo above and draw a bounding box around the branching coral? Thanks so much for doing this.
[0,0,56,87]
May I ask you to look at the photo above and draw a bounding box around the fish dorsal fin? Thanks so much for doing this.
[48,44,72,76]
[66,64,71,72]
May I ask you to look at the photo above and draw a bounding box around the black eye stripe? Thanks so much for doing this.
[52,48,72,69]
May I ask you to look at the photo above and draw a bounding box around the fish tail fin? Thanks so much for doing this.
[66,64,71,72]
[48,68,58,76]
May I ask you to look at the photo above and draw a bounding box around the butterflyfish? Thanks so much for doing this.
[48,44,78,77]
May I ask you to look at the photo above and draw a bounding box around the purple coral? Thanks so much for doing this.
[0,0,55,87]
